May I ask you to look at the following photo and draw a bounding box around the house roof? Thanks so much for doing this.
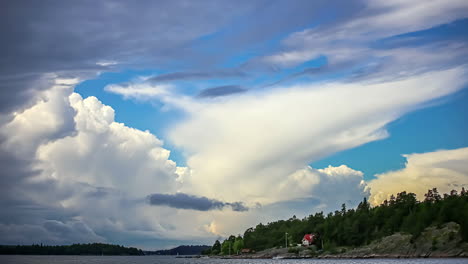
[303,234,314,241]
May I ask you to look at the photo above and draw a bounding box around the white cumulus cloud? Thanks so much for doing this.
[168,67,467,204]
[369,147,468,205]
[0,80,198,246]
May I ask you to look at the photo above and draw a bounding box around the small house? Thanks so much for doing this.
[302,234,315,246]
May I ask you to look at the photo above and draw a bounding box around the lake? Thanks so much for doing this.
[0,256,467,264]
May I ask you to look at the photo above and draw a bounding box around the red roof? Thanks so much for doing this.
[303,234,314,242]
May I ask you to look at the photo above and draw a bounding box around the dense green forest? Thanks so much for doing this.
[0,243,144,255]
[204,188,468,255]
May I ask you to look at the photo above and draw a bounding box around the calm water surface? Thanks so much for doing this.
[0,256,466,264]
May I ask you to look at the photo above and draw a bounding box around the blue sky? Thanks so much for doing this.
[1,0,468,249]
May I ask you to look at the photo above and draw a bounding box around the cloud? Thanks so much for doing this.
[0,1,364,115]
[1,78,78,157]
[147,193,248,212]
[248,0,468,89]
[0,1,258,114]
[276,165,369,211]
[149,70,246,83]
[197,85,247,98]
[105,83,172,101]
[36,92,184,196]
[2,67,467,246]
[0,81,202,246]
[192,164,369,237]
[2,0,468,248]
[0,220,104,245]
[369,147,468,205]
[0,79,377,244]
[96,61,118,67]
[168,67,467,204]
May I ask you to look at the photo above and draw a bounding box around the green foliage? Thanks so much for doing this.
[323,241,337,254]
[214,188,467,252]
[201,248,211,255]
[307,245,318,256]
[233,236,244,254]
[210,240,221,255]
[287,246,300,254]
[219,236,237,255]
[220,240,229,255]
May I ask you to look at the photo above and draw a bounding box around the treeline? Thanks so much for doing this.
[205,188,468,254]
[202,235,244,255]
[0,243,144,255]
[149,245,210,255]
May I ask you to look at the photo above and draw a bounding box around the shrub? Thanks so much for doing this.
[287,247,300,254]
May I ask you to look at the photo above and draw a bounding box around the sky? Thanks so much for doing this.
[0,0,468,250]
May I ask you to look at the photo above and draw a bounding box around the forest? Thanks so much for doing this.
[0,243,144,255]
[203,187,468,255]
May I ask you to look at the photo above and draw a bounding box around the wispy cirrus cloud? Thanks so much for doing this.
[104,83,172,101]
[259,0,468,69]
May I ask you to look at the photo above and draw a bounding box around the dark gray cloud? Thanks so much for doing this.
[0,137,103,245]
[198,85,247,98]
[0,220,104,245]
[0,0,361,114]
[0,0,257,114]
[149,70,246,82]
[147,193,248,212]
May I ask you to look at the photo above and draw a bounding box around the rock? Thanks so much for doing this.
[321,222,468,258]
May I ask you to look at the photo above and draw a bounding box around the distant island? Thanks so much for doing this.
[0,243,143,256]
[203,188,468,258]
[0,243,212,256]
[146,245,210,255]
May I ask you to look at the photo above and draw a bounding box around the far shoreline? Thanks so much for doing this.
[182,254,468,259]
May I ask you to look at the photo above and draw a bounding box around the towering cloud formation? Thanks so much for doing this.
[0,80,193,246]
[167,67,467,204]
